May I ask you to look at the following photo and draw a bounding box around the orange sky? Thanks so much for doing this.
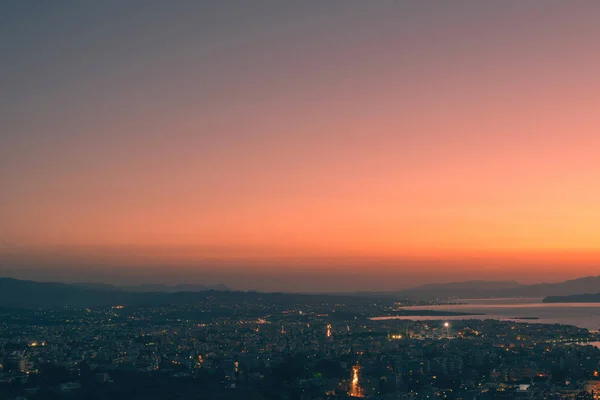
[2,1,600,290]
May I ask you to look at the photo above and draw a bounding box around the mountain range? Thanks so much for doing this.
[72,282,230,292]
[0,277,368,309]
[390,276,600,300]
[1,275,600,308]
[543,292,600,303]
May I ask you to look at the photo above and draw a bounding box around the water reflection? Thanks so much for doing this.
[372,300,600,330]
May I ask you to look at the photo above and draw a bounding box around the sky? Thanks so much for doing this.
[2,1,600,292]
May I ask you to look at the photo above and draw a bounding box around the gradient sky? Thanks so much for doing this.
[2,1,600,291]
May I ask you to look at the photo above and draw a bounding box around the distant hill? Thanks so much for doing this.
[0,278,123,308]
[71,282,120,291]
[516,276,600,298]
[394,280,521,299]
[120,283,230,292]
[72,282,230,292]
[0,277,369,309]
[393,276,600,300]
[3,275,600,308]
[0,277,235,308]
[409,280,521,291]
[543,292,600,303]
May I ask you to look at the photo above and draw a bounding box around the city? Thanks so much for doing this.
[1,291,600,399]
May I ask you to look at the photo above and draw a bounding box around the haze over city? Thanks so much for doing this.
[3,1,600,291]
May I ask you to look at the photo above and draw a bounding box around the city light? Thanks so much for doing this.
[348,364,364,398]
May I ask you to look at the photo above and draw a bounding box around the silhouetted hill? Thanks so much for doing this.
[0,277,374,309]
[71,282,120,291]
[3,276,600,308]
[543,292,600,303]
[121,283,230,292]
[411,280,521,291]
[395,280,521,299]
[72,282,230,292]
[0,278,123,307]
[394,276,600,300]
[518,276,600,297]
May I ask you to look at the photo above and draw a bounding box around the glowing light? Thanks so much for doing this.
[444,322,450,328]
[348,364,364,397]
[327,324,332,338]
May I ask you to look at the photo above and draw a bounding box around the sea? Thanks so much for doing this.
[371,298,600,331]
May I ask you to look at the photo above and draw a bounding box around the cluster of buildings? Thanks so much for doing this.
[1,299,600,399]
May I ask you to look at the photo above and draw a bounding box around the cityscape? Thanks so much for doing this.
[2,278,600,399]
[4,1,600,399]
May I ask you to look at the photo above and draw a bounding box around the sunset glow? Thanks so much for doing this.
[2,1,600,291]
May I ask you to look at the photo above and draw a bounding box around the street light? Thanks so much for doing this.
[444,322,450,337]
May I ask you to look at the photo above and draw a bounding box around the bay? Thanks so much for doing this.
[371,298,600,331]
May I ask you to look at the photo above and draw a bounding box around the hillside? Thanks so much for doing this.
[0,277,375,309]
[543,293,600,303]
[394,276,600,300]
